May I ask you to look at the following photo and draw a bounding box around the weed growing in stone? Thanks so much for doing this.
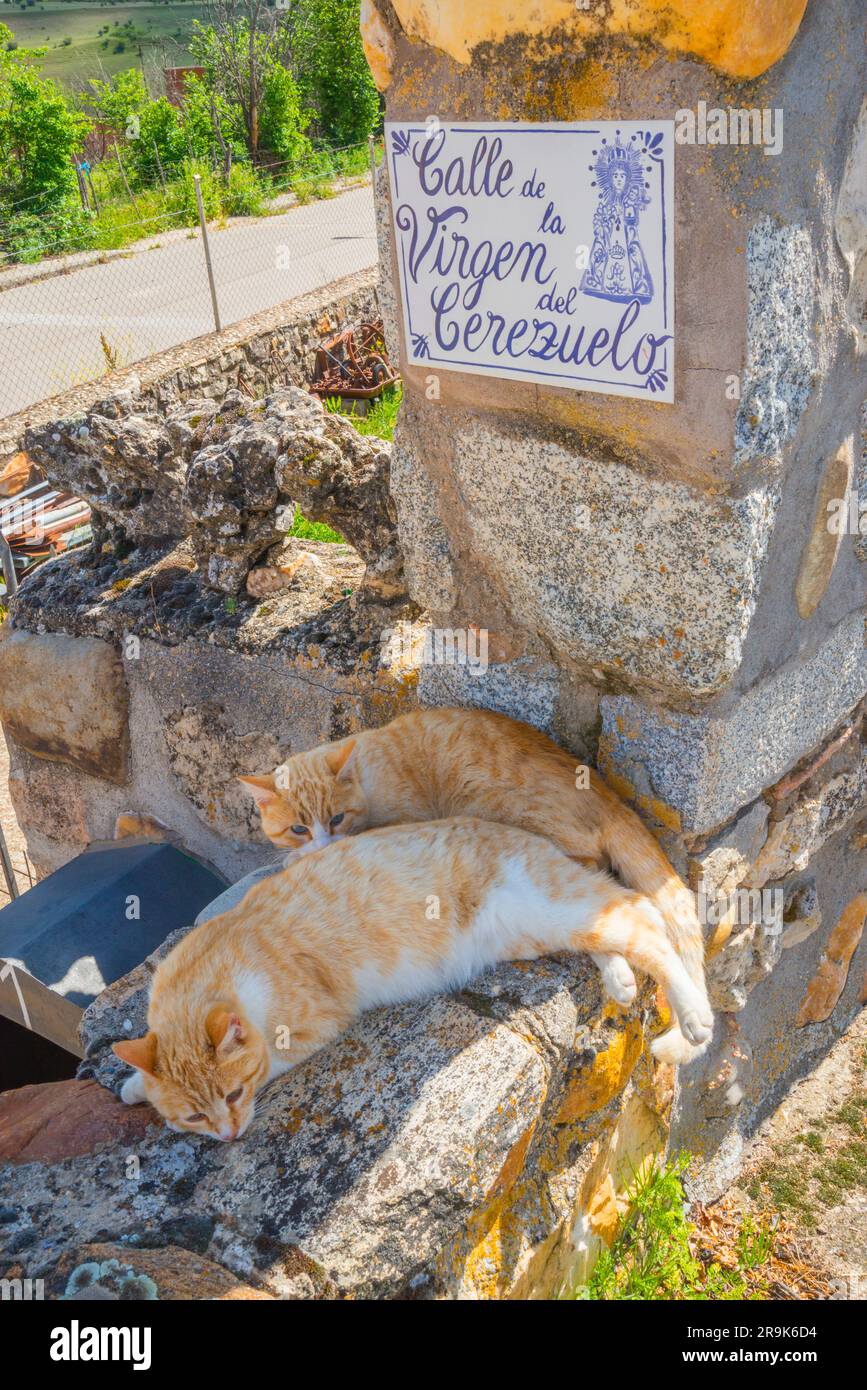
[324,382,403,442]
[572,1154,773,1300]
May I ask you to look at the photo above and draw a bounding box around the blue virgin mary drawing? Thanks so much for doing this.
[580,134,654,304]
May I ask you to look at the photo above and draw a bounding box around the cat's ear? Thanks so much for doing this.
[238,773,278,808]
[325,739,356,781]
[113,1032,157,1075]
[206,1007,247,1056]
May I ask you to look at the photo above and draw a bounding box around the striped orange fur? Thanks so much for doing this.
[115,818,713,1141]
[240,707,708,1062]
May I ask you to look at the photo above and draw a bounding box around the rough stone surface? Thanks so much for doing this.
[185,386,404,597]
[734,220,814,465]
[394,416,779,700]
[599,611,867,834]
[690,799,770,896]
[836,96,867,353]
[1,940,668,1300]
[705,892,785,1013]
[0,630,129,784]
[383,0,808,78]
[46,1242,275,1301]
[856,399,867,563]
[746,737,867,888]
[795,438,854,618]
[0,1080,159,1165]
[781,880,823,950]
[25,389,202,544]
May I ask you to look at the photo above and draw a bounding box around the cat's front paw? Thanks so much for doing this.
[593,953,637,1007]
[120,1071,147,1106]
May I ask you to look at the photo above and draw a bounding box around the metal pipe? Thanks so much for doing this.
[194,174,222,335]
[0,534,18,597]
[0,825,19,900]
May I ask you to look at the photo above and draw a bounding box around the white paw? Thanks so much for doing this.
[599,956,638,1007]
[120,1072,147,1106]
[681,1008,714,1047]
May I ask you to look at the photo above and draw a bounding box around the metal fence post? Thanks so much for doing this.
[194,174,222,335]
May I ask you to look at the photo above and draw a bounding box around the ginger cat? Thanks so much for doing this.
[114,818,713,1140]
[239,708,707,1062]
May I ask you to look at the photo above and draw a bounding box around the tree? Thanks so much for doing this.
[180,72,250,170]
[291,0,379,146]
[259,62,311,167]
[190,1,307,161]
[0,25,87,209]
[85,68,147,141]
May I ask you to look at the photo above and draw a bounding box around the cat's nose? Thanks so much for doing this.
[217,1122,235,1141]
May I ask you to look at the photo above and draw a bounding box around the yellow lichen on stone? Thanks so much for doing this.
[487,1120,537,1200]
[556,1019,645,1124]
[360,0,395,91]
[585,1172,620,1246]
[795,437,854,619]
[643,795,682,833]
[387,0,808,79]
[796,893,867,1025]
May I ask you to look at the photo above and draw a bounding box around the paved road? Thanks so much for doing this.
[0,183,377,418]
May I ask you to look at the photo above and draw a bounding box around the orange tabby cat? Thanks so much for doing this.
[239,707,706,1059]
[114,818,713,1139]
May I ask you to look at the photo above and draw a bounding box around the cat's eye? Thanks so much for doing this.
[225,1088,243,1105]
[329,813,345,829]
[185,1112,207,1124]
[291,824,309,837]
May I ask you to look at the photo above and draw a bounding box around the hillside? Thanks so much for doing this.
[1,0,205,86]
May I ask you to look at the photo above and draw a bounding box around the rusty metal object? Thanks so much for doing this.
[309,318,400,400]
[0,476,91,591]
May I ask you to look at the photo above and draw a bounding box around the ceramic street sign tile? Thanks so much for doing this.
[387,120,675,403]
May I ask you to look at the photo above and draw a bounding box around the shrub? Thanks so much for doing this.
[222,161,268,217]
[167,159,221,223]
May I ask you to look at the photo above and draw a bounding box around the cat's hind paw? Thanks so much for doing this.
[650,1023,712,1066]
[681,1007,714,1047]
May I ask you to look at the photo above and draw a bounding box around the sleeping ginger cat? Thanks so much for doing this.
[239,708,708,1064]
[115,818,713,1140]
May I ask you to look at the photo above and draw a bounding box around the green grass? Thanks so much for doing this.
[284,384,401,545]
[287,507,342,544]
[570,1155,772,1301]
[2,2,205,86]
[747,1090,867,1230]
[324,382,402,442]
[1,139,376,265]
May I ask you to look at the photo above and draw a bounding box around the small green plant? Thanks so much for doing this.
[222,162,268,218]
[736,1214,775,1271]
[168,160,221,224]
[284,502,342,543]
[570,1154,772,1301]
[324,383,402,443]
[290,172,334,204]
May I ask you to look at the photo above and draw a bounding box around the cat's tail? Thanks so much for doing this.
[598,809,711,1063]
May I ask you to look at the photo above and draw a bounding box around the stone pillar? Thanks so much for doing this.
[365,0,867,1188]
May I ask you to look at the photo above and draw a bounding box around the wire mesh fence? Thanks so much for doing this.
[0,142,379,421]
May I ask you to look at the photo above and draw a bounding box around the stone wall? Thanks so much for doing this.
[0,268,379,471]
[0,2,865,1299]
[368,0,867,1196]
[1,944,669,1299]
